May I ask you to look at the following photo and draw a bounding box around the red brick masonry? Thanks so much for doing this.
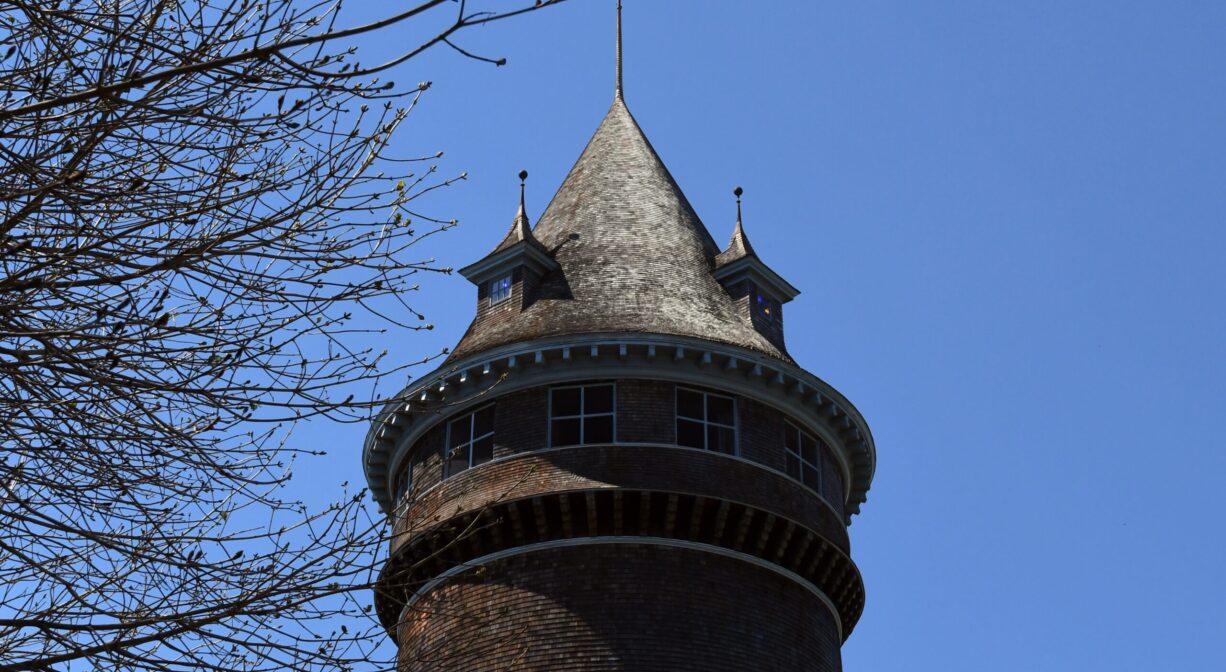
[398,544,841,672]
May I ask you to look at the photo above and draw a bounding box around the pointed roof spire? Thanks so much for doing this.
[718,186,756,264]
[513,168,530,232]
[615,1,624,100]
[492,169,537,253]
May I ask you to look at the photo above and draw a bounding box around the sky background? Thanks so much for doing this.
[295,1,1226,669]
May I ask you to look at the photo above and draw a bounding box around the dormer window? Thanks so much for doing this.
[489,275,512,305]
[755,293,780,323]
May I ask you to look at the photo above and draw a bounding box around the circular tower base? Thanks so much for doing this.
[398,543,842,672]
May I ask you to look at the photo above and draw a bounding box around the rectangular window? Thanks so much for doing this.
[393,461,414,505]
[489,275,512,305]
[549,383,616,447]
[676,387,737,455]
[784,421,824,494]
[444,405,496,478]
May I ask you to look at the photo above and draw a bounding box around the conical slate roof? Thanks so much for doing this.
[447,98,790,363]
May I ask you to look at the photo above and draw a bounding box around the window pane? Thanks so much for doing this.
[449,416,471,448]
[677,389,704,420]
[473,406,495,438]
[472,436,494,466]
[785,452,800,480]
[490,275,512,304]
[551,388,581,417]
[785,425,799,452]
[707,395,735,427]
[677,419,705,449]
[803,464,820,490]
[801,434,817,465]
[708,425,736,454]
[584,384,614,414]
[551,418,581,447]
[584,415,614,444]
[448,444,470,476]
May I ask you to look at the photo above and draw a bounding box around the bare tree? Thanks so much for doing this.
[0,1,564,670]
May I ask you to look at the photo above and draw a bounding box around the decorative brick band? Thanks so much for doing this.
[403,537,845,641]
[377,487,865,641]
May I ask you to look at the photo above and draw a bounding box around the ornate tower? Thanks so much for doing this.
[364,5,875,670]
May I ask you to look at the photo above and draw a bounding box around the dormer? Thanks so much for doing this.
[459,171,558,324]
[713,188,799,352]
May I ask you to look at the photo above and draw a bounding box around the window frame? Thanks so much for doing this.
[443,404,496,479]
[674,386,739,456]
[489,274,513,306]
[784,420,825,496]
[547,382,617,448]
[393,460,414,507]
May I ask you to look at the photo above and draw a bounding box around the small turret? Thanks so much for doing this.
[713,187,800,352]
[458,170,558,321]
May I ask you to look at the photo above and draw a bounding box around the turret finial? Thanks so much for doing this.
[615,1,624,99]
[734,186,744,225]
[512,169,531,236]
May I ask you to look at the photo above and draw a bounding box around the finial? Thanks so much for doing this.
[513,169,531,235]
[734,186,744,224]
[615,1,624,99]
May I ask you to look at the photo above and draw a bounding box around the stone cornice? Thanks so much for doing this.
[362,333,875,520]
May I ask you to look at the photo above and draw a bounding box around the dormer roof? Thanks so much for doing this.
[715,218,757,266]
[713,207,800,304]
[459,181,557,286]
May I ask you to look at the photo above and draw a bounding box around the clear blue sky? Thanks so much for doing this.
[297,2,1226,668]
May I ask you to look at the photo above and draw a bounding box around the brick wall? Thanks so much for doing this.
[398,543,841,672]
[615,380,674,444]
[739,395,784,469]
[494,386,549,456]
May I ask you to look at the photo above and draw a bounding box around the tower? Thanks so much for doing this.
[363,5,875,670]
